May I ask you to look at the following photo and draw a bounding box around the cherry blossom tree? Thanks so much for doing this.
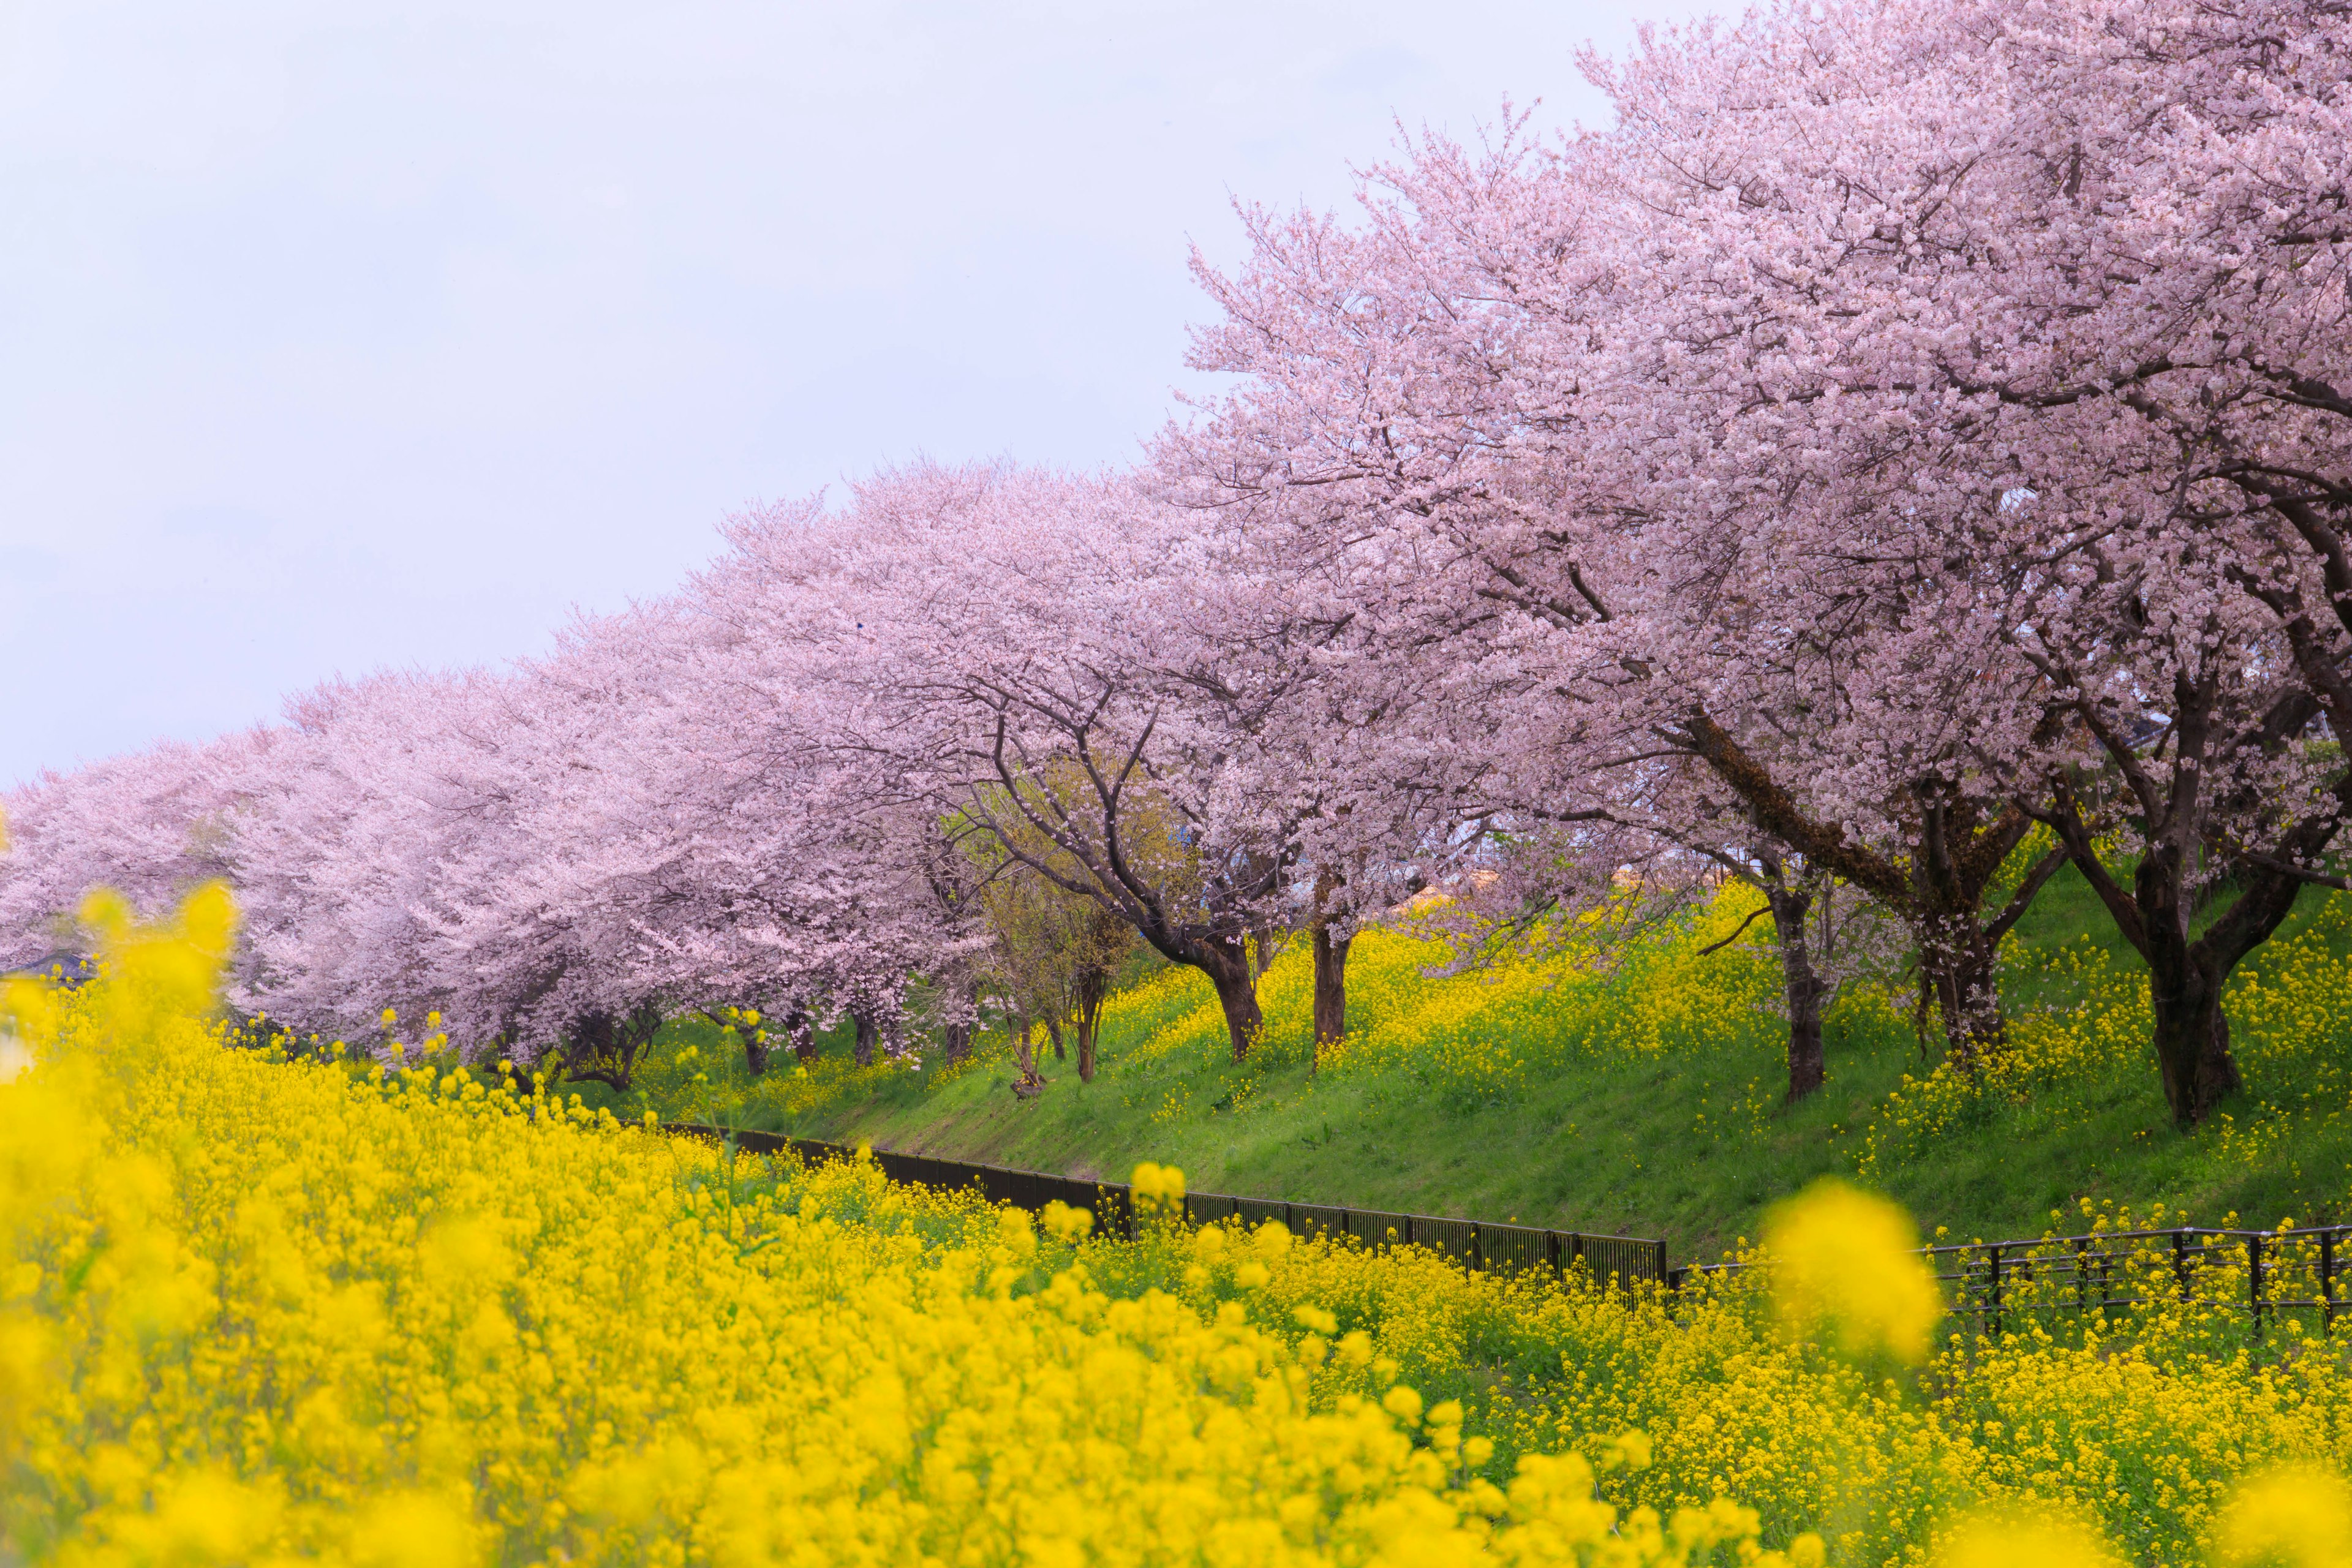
[706,464,1317,1063]
[1569,0,2351,1121]
[0,728,281,977]
[1166,0,2351,1125]
[1158,111,2064,1088]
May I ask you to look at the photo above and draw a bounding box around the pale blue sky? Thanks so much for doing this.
[1,0,1708,786]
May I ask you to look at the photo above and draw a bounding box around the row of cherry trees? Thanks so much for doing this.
[4,0,2345,1125]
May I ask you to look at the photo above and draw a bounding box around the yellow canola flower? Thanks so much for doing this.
[1130,1161,1187,1230]
[1763,1178,1942,1363]
[2216,1467,2352,1567]
[1933,1507,2125,1568]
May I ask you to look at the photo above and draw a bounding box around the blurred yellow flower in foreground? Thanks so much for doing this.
[2216,1466,2352,1567]
[1764,1177,1942,1363]
[1934,1507,2124,1568]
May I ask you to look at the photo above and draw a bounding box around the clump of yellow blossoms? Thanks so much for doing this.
[1932,1507,2124,1568]
[2214,1468,2352,1568]
[0,889,1820,1567]
[1762,1180,1942,1364]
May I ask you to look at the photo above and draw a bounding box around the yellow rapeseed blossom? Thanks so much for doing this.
[1763,1178,1942,1363]
[1934,1507,2126,1568]
[1131,1159,1186,1229]
[2216,1467,2352,1567]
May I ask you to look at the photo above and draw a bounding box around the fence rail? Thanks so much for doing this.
[663,1123,2342,1329]
[662,1122,1671,1286]
[1685,1223,2352,1333]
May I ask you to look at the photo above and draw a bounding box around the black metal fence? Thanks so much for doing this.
[1684,1223,2352,1333]
[665,1123,2342,1328]
[662,1122,1671,1286]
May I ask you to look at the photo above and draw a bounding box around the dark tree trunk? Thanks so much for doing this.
[2136,852,2247,1125]
[786,1008,816,1063]
[853,1012,878,1068]
[700,1008,769,1076]
[940,977,981,1067]
[2041,778,2303,1126]
[1311,921,1351,1067]
[1309,869,1349,1069]
[1042,1013,1065,1063]
[1200,942,1264,1063]
[1072,966,1107,1084]
[1765,884,1826,1103]
[560,1003,662,1092]
[2149,954,2242,1126]
[1918,912,2007,1073]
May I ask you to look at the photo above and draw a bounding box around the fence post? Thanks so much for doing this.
[2250,1232,2266,1337]
[1653,1239,1668,1286]
[1988,1244,2004,1338]
[1469,1224,1482,1275]
[2325,1232,2339,1335]
[2173,1230,2192,1303]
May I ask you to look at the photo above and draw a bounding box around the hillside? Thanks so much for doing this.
[600,871,2352,1263]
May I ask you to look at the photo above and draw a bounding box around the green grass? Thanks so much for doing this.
[578,869,2352,1266]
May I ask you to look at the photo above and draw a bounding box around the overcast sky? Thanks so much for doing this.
[1,0,1712,786]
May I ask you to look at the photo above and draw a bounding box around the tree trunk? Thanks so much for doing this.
[786,1008,816,1064]
[1011,1017,1045,1098]
[1919,914,2006,1072]
[1250,917,1281,984]
[940,977,981,1066]
[1202,944,1263,1063]
[1311,919,1351,1068]
[1044,1013,1065,1062]
[853,1012,878,1068]
[560,1004,661,1093]
[703,1008,769,1076]
[2133,851,2247,1125]
[1766,884,1826,1104]
[1073,966,1107,1084]
[2148,953,2242,1126]
[2045,803,2266,1128]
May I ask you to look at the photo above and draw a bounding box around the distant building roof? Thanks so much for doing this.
[2,951,94,984]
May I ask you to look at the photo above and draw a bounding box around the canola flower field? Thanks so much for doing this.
[6,891,2352,1565]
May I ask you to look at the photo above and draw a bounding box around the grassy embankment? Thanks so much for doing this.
[590,869,2352,1262]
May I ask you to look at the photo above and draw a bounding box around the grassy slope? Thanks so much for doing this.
[600,870,2352,1265]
